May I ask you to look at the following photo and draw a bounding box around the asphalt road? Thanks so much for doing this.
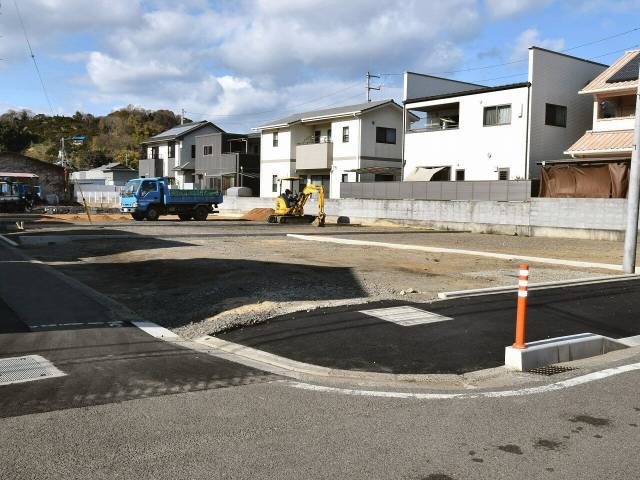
[220,281,640,374]
[1,238,640,479]
[0,242,274,417]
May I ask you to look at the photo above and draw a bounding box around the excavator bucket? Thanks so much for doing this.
[311,213,326,227]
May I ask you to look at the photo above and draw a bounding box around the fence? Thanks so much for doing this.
[74,184,122,208]
[340,180,535,202]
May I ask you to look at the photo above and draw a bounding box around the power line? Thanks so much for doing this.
[378,26,640,77]
[13,0,54,115]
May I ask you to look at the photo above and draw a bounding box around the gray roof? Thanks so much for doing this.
[258,99,399,129]
[97,162,135,172]
[141,121,223,144]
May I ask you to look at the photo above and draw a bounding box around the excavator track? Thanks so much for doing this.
[267,214,317,224]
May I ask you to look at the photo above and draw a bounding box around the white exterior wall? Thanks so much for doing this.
[527,48,607,176]
[404,86,530,181]
[328,117,360,198]
[259,129,294,197]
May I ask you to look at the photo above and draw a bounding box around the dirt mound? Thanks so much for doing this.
[241,208,274,221]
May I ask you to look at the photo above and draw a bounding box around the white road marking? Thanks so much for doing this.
[285,362,640,400]
[0,235,18,247]
[30,321,123,329]
[359,306,452,327]
[287,234,621,271]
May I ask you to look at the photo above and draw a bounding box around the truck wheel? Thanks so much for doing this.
[193,206,208,221]
[178,213,192,221]
[146,206,160,221]
[131,212,145,221]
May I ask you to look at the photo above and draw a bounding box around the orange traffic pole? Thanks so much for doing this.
[513,264,529,349]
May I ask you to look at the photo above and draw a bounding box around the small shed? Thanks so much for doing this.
[0,152,65,197]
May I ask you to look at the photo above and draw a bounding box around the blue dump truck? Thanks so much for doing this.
[120,177,223,221]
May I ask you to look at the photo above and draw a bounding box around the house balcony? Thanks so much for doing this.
[295,141,333,170]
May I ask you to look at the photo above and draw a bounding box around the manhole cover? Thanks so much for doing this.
[359,306,453,327]
[527,365,576,376]
[0,355,66,386]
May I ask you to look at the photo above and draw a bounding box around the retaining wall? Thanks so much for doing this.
[221,196,631,241]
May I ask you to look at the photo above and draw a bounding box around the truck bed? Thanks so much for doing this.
[167,189,223,204]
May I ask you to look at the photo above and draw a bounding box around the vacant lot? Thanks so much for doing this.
[5,214,629,338]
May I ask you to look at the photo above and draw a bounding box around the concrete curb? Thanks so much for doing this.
[287,233,622,271]
[438,273,640,299]
[194,335,466,385]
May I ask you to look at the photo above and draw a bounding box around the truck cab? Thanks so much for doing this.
[120,177,223,221]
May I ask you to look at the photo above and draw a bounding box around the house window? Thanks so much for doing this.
[455,169,465,181]
[341,174,348,183]
[407,103,459,131]
[342,126,349,142]
[376,127,396,144]
[151,146,159,160]
[272,175,278,193]
[273,132,278,147]
[598,95,636,119]
[484,105,511,126]
[498,168,509,181]
[314,130,321,143]
[168,141,176,158]
[545,103,567,127]
[298,175,307,192]
[191,145,196,159]
[203,145,213,155]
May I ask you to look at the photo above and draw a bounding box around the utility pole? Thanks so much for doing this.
[180,108,185,125]
[366,71,380,102]
[622,64,640,273]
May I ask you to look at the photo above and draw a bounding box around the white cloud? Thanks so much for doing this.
[485,0,554,19]
[62,0,484,130]
[510,28,565,61]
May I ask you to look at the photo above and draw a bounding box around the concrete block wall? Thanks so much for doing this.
[222,195,636,240]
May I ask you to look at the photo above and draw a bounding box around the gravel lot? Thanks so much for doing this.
[6,214,629,339]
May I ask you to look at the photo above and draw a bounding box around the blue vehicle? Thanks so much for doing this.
[120,177,223,221]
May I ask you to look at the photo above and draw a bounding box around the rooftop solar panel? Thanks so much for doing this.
[606,52,640,83]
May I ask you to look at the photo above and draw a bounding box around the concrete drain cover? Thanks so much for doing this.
[0,355,66,386]
[527,365,576,376]
[359,306,453,327]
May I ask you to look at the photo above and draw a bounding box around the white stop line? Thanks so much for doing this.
[284,362,640,400]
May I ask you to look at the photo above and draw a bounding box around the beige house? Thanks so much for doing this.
[565,48,638,160]
[539,49,638,197]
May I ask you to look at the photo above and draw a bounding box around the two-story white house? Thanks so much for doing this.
[256,100,404,198]
[402,47,608,182]
[139,121,223,188]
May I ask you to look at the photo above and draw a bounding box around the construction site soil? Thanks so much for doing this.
[4,214,630,339]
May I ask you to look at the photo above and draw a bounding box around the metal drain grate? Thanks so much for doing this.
[359,306,453,327]
[0,355,66,386]
[527,365,576,376]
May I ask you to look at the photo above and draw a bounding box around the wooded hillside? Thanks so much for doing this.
[0,106,187,169]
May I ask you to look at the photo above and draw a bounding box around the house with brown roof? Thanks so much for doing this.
[543,50,639,197]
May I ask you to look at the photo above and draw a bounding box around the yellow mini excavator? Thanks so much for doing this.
[267,181,326,226]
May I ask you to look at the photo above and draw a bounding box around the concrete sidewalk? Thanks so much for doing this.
[218,280,640,375]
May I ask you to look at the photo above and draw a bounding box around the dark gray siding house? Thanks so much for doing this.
[0,152,65,197]
[194,132,260,195]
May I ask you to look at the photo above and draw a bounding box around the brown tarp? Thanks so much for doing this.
[539,163,629,198]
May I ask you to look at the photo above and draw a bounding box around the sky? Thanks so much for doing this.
[1,0,640,132]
